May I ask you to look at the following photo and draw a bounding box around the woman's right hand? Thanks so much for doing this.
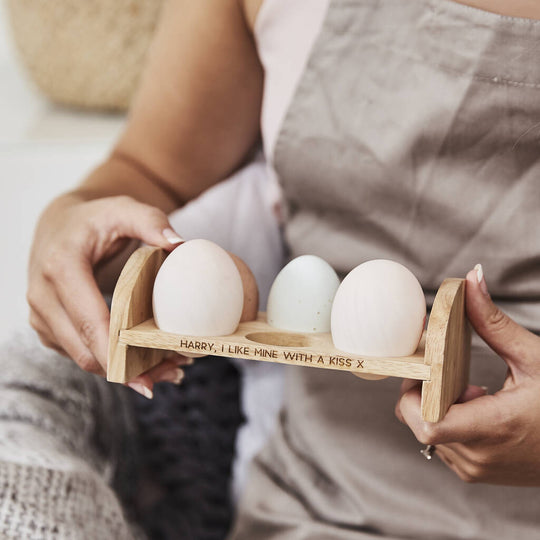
[25,0,263,394]
[27,193,183,383]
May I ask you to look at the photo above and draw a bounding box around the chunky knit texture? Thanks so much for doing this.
[0,331,243,539]
[133,358,244,539]
[0,332,142,539]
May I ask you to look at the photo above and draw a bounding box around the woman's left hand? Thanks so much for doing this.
[395,266,540,486]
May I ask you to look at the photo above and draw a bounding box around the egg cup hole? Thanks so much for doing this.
[245,332,309,348]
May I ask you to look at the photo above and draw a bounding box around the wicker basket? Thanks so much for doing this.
[6,0,163,111]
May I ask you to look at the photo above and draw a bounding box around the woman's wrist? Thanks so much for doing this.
[69,152,183,214]
[44,152,184,294]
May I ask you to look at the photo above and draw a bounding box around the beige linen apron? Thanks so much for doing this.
[231,0,540,538]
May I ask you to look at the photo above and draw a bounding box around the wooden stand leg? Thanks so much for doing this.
[421,279,471,423]
[107,246,167,383]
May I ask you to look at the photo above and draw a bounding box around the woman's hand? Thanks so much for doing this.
[396,265,540,486]
[27,193,187,396]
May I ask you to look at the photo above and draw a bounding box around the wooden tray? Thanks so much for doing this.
[107,246,471,422]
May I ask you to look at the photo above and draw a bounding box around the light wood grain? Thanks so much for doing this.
[421,279,471,423]
[107,246,167,383]
[107,247,472,421]
[120,316,431,380]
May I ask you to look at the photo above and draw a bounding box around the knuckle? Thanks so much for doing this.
[488,399,517,440]
[460,462,485,483]
[36,332,56,352]
[40,256,58,280]
[41,253,69,282]
[28,311,41,331]
[145,205,165,224]
[106,195,135,214]
[469,450,494,469]
[486,307,510,334]
[87,196,134,229]
[26,289,40,311]
[457,469,478,484]
[78,319,99,349]
[114,194,135,206]
[417,423,441,446]
[91,195,132,210]
[499,414,516,440]
[74,350,101,374]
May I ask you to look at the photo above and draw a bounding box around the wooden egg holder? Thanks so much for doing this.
[107,246,471,422]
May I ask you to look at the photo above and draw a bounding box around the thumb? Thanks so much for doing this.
[107,197,184,251]
[466,264,540,373]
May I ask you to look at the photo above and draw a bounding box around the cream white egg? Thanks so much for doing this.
[331,259,426,357]
[152,239,244,336]
[267,255,340,333]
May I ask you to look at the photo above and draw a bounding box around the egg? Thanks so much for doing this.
[152,239,245,336]
[267,255,340,333]
[227,252,259,322]
[331,259,426,357]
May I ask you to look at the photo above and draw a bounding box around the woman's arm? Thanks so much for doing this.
[64,0,263,208]
[112,0,263,204]
[78,0,264,291]
[27,0,263,386]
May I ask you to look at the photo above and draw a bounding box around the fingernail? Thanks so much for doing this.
[128,382,153,399]
[163,228,183,244]
[474,263,489,296]
[160,368,185,385]
[481,385,489,394]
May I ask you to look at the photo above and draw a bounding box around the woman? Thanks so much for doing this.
[11,0,540,538]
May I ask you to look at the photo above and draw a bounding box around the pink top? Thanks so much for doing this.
[254,0,329,162]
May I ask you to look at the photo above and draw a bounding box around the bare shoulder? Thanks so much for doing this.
[241,0,265,32]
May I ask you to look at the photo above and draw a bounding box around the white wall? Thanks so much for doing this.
[0,3,124,343]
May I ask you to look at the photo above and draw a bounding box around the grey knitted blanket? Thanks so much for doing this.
[0,331,243,539]
[0,331,140,538]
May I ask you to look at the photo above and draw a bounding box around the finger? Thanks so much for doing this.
[457,384,488,403]
[96,196,183,252]
[400,378,420,395]
[168,353,195,366]
[29,308,55,344]
[127,380,154,399]
[398,383,502,445]
[127,359,185,399]
[50,261,110,372]
[395,379,421,423]
[29,310,68,357]
[28,280,105,375]
[466,265,540,373]
[432,444,488,484]
[433,445,471,480]
[436,442,497,484]
[396,381,487,423]
[438,440,473,463]
[144,359,185,384]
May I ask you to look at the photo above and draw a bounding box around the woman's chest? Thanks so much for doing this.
[261,0,540,310]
